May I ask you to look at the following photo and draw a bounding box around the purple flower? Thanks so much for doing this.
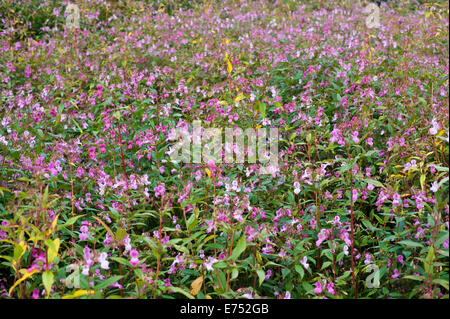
[391,269,400,279]
[154,183,166,198]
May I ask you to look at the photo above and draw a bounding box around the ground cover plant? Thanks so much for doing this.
[0,0,448,299]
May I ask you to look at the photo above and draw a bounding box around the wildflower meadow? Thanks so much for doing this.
[0,0,448,302]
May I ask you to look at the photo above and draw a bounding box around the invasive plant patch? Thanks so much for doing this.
[0,0,448,299]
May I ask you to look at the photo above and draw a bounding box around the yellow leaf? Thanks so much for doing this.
[62,290,95,299]
[205,168,211,179]
[47,238,60,263]
[46,214,59,236]
[15,241,27,261]
[206,295,212,299]
[190,276,203,296]
[226,59,232,74]
[234,92,244,104]
[9,270,39,296]
[92,216,115,240]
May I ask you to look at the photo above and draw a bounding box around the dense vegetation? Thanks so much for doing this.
[0,0,448,299]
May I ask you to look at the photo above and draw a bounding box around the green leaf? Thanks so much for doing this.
[256,269,265,286]
[94,275,124,291]
[169,287,195,299]
[321,261,332,270]
[111,257,132,267]
[294,265,304,279]
[42,271,54,298]
[13,243,26,263]
[436,231,449,247]
[259,102,266,118]
[403,275,424,281]
[424,246,435,274]
[115,228,127,241]
[57,215,85,231]
[433,278,449,290]
[42,185,49,208]
[398,240,424,248]
[230,235,247,261]
[364,178,384,188]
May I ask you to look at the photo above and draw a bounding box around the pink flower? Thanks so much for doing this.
[32,289,40,299]
[392,193,401,207]
[154,183,166,198]
[326,282,335,295]
[391,269,400,279]
[129,249,139,266]
[314,280,324,294]
[351,189,359,203]
[351,131,360,144]
[316,228,330,247]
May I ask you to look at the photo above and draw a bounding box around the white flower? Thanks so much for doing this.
[81,265,90,276]
[430,181,439,193]
[300,256,309,269]
[429,118,440,135]
[203,257,218,271]
[294,182,301,194]
[98,252,109,270]
[343,245,349,256]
